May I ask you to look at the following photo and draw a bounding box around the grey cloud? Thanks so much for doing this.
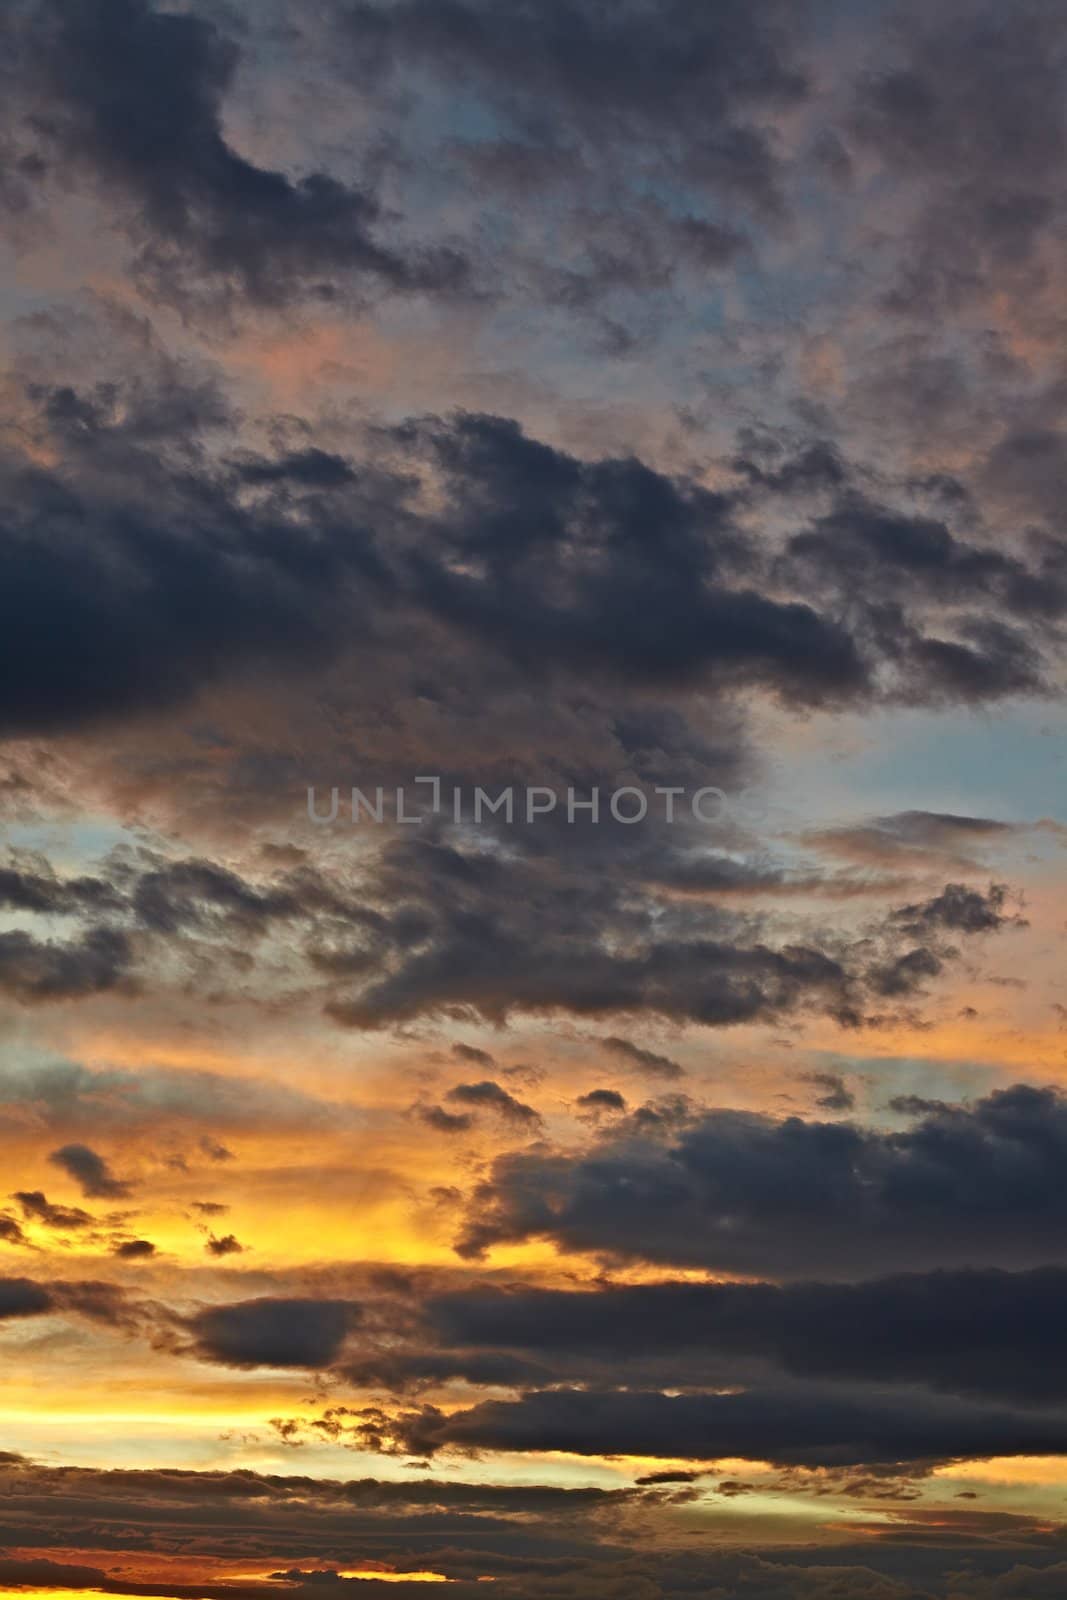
[205,1234,244,1257]
[602,1036,684,1080]
[3,362,1065,758]
[425,1264,1067,1407]
[891,882,1022,937]
[48,1143,133,1200]
[452,1043,495,1067]
[112,1238,156,1260]
[0,0,469,310]
[445,1081,543,1128]
[848,2,1067,313]
[334,0,808,220]
[0,927,134,1003]
[12,1190,93,1229]
[184,1296,362,1368]
[0,1277,53,1319]
[394,1381,1067,1468]
[452,1083,1067,1276]
[575,1089,627,1117]
[0,1057,343,1135]
[417,1105,476,1136]
[802,1071,855,1112]
[324,840,1006,1029]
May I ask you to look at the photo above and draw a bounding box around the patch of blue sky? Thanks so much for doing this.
[761,700,1067,835]
[808,1050,1004,1122]
[3,816,145,873]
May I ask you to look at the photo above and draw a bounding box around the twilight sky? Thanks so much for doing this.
[3,2,1067,1598]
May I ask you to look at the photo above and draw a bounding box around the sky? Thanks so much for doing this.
[3,1,1067,1597]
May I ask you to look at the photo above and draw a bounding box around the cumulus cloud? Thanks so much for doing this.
[112,1238,156,1260]
[0,927,134,1003]
[602,1036,685,1080]
[48,1143,133,1200]
[445,1081,543,1128]
[205,1233,244,1257]
[0,0,469,310]
[12,1190,93,1229]
[452,1084,1067,1275]
[424,1265,1067,1406]
[183,1296,362,1368]
[394,1380,1067,1468]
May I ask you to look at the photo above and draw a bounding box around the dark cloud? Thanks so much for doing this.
[891,882,1022,937]
[199,1135,235,1162]
[575,1088,628,1116]
[786,501,1020,601]
[445,1081,543,1128]
[782,501,1055,703]
[0,1215,30,1248]
[0,1275,138,1332]
[425,1265,1067,1406]
[453,1083,1067,1275]
[13,823,969,1039]
[12,1190,93,1229]
[334,0,808,222]
[325,868,850,1028]
[324,837,1005,1029]
[184,1296,362,1368]
[0,0,469,310]
[205,1233,244,1257]
[633,1469,704,1485]
[130,858,303,936]
[0,370,387,736]
[602,1036,684,1080]
[802,1071,855,1112]
[398,413,867,703]
[3,358,1066,754]
[0,861,122,916]
[394,1381,1067,1468]
[0,1452,1064,1597]
[866,944,944,1000]
[0,1558,113,1590]
[113,1238,156,1260]
[417,1105,476,1135]
[48,1143,133,1200]
[0,1456,649,1594]
[848,2,1067,314]
[0,1276,53,1319]
[237,448,357,490]
[338,1348,550,1395]
[0,392,855,743]
[452,1043,496,1067]
[888,1094,951,1118]
[0,926,134,1002]
[52,1279,140,1329]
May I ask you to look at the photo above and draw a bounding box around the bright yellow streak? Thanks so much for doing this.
[339,1572,458,1584]
[934,1456,1067,1486]
[236,1574,462,1587]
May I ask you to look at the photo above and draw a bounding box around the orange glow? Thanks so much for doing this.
[933,1456,1067,1486]
[338,1572,460,1584]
